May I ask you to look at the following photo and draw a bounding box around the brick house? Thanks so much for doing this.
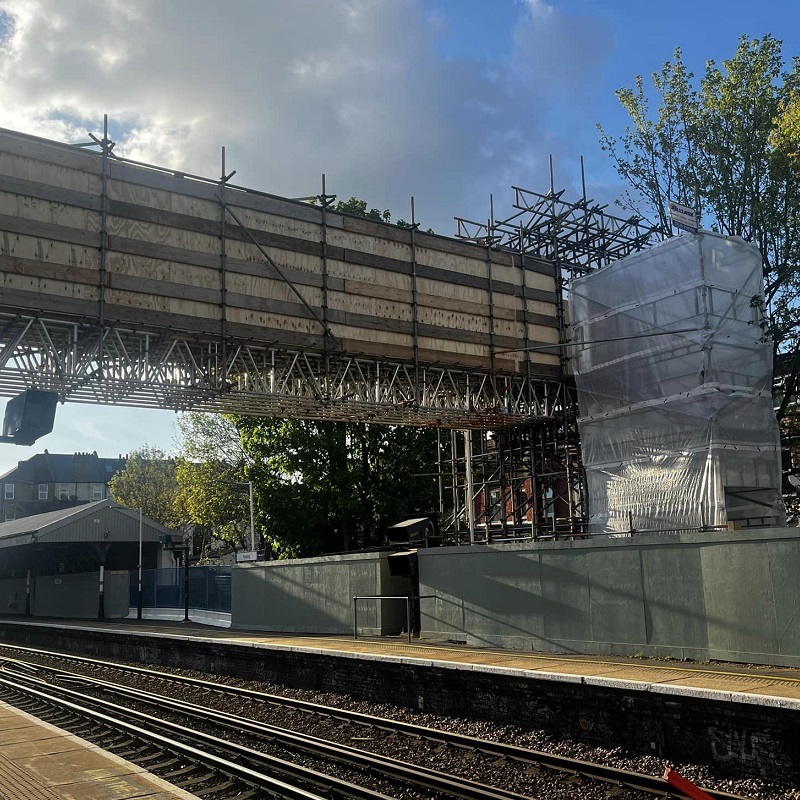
[0,451,127,521]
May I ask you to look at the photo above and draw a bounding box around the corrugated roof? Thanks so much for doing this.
[0,502,101,539]
[0,499,178,547]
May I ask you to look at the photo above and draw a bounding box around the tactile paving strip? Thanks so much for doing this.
[0,751,61,800]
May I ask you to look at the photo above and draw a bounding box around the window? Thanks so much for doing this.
[38,483,48,500]
[57,484,69,500]
[4,484,13,501]
[3,510,15,521]
[92,483,103,501]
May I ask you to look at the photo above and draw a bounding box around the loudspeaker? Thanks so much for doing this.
[2,390,59,445]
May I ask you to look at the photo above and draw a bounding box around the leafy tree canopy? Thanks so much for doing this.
[325,195,434,233]
[233,417,439,559]
[108,445,180,528]
[598,34,800,417]
[174,413,252,554]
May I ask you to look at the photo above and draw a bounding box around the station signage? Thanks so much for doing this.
[669,200,698,233]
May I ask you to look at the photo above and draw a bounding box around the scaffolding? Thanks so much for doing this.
[441,161,663,540]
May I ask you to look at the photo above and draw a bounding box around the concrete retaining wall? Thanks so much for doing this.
[0,578,26,614]
[33,570,129,619]
[417,528,800,667]
[232,552,410,634]
[1,621,797,782]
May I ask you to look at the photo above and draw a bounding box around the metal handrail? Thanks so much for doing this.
[353,595,435,644]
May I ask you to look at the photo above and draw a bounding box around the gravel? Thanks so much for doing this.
[0,646,795,800]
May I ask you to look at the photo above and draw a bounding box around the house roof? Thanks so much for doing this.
[0,451,127,484]
[0,498,179,548]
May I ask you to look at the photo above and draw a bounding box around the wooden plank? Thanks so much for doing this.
[109,197,329,258]
[108,251,218,291]
[106,234,219,270]
[515,308,560,327]
[107,214,219,253]
[0,128,101,173]
[228,203,325,242]
[0,287,99,318]
[0,252,98,286]
[108,159,326,226]
[111,236,335,293]
[522,255,557,277]
[421,234,512,264]
[341,213,413,244]
[109,273,219,304]
[343,278,414,306]
[0,192,99,231]
[416,245,495,279]
[0,213,100,248]
[0,173,101,211]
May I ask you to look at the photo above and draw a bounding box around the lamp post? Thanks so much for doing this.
[137,508,143,620]
[182,531,190,623]
[248,480,255,553]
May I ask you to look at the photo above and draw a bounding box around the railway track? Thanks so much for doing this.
[0,644,753,800]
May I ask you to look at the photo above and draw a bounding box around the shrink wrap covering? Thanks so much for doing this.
[571,232,784,533]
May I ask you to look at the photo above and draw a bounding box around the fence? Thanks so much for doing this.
[130,567,231,613]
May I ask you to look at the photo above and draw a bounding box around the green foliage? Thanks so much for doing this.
[772,93,800,172]
[174,413,252,554]
[313,195,435,233]
[108,445,180,529]
[333,196,392,223]
[598,35,800,418]
[233,418,440,559]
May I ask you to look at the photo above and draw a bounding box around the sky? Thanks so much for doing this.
[0,0,797,474]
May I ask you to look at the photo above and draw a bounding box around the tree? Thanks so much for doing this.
[174,413,253,555]
[333,196,392,223]
[323,195,434,233]
[108,445,180,528]
[234,417,440,559]
[598,35,800,418]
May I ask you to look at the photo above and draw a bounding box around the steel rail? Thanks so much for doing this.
[3,658,536,800]
[0,671,342,800]
[0,645,752,800]
[1,657,532,800]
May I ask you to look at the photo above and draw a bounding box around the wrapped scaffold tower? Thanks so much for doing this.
[570,231,784,534]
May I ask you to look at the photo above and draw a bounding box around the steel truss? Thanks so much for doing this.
[440,413,588,542]
[0,119,658,540]
[441,166,662,540]
[0,311,569,428]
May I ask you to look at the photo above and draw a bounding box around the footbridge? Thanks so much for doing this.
[0,126,575,428]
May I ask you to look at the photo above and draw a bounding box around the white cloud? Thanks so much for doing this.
[0,0,614,459]
[0,0,613,230]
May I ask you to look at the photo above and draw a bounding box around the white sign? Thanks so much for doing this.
[669,200,698,233]
[236,551,258,563]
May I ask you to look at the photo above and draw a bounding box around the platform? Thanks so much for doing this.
[3,617,800,709]
[0,701,196,800]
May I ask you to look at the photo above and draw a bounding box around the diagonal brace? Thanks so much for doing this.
[216,197,341,350]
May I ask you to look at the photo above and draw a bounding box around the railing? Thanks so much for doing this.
[130,567,231,613]
[352,595,435,644]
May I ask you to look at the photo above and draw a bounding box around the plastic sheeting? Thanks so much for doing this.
[570,231,784,534]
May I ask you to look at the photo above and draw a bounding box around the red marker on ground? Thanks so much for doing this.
[663,767,716,800]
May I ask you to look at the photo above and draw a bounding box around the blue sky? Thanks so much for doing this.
[0,0,797,473]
